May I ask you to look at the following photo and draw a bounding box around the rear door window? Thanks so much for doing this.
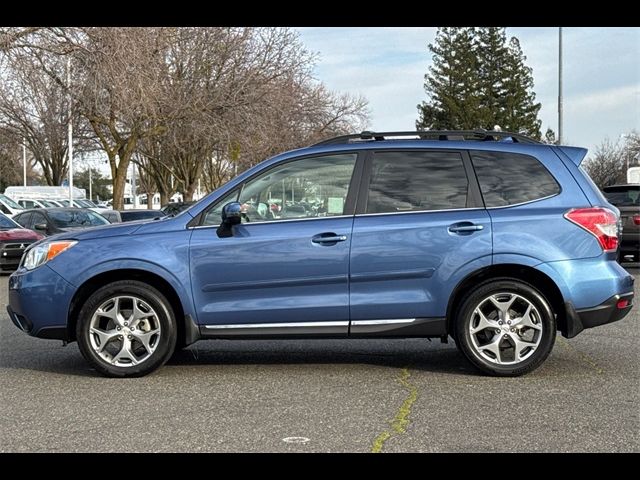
[471,150,560,207]
[365,151,469,214]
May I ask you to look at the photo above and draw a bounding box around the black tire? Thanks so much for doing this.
[76,280,177,377]
[454,278,556,377]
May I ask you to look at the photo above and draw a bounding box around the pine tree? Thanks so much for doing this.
[416,27,543,137]
[416,27,481,130]
[544,128,557,144]
[475,27,509,130]
[499,37,542,138]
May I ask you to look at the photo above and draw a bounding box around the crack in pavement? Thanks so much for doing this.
[370,366,418,453]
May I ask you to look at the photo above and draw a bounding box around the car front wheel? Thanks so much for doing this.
[455,278,556,376]
[76,280,177,377]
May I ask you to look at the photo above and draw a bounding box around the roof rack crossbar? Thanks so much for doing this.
[313,130,541,146]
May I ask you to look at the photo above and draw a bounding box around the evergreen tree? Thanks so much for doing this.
[475,27,509,130]
[416,27,481,130]
[544,127,557,144]
[417,27,542,138]
[499,37,542,138]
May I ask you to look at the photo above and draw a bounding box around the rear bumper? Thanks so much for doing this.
[564,292,634,338]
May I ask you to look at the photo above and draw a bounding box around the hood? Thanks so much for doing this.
[51,222,144,241]
[0,228,44,242]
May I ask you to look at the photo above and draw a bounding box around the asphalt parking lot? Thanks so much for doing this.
[1,269,638,453]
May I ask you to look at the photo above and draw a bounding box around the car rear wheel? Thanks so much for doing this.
[76,280,177,377]
[455,278,556,376]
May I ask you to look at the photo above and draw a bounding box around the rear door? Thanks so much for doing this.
[349,149,492,335]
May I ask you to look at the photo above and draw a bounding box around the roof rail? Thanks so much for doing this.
[312,130,542,146]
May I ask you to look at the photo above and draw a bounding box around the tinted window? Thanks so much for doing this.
[30,212,47,228]
[48,210,110,227]
[603,186,640,206]
[365,151,468,214]
[0,213,19,229]
[471,151,560,207]
[14,212,32,228]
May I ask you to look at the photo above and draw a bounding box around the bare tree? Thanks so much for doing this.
[0,51,76,185]
[583,138,626,188]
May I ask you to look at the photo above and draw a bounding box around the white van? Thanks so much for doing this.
[0,194,25,217]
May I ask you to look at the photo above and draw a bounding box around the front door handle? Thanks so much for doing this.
[448,223,484,234]
[312,233,348,244]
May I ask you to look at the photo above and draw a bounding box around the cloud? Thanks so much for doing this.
[298,27,640,153]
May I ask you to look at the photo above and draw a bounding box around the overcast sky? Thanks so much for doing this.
[297,27,640,155]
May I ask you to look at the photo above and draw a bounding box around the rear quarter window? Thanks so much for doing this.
[471,150,560,207]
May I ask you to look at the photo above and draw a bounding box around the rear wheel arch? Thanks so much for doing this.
[446,264,566,339]
[68,269,194,347]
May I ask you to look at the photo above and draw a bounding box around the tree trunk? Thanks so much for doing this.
[111,169,127,210]
[159,191,169,206]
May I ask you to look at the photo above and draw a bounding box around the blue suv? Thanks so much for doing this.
[6,131,635,377]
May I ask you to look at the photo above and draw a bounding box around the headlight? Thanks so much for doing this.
[22,240,78,271]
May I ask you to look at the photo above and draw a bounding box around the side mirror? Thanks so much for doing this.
[217,201,242,238]
[34,223,48,231]
[221,202,242,225]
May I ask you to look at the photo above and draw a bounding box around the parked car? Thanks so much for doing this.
[7,130,634,378]
[0,194,25,217]
[119,209,167,222]
[160,201,195,216]
[17,199,60,209]
[0,213,44,272]
[12,207,110,236]
[97,210,122,224]
[602,184,640,262]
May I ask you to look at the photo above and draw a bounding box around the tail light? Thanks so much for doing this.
[564,207,618,252]
[633,215,640,226]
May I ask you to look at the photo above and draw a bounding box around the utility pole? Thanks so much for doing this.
[67,56,74,206]
[132,161,137,208]
[558,27,563,145]
[22,138,27,186]
[89,164,92,201]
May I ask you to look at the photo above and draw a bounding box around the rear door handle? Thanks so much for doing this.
[312,233,348,244]
[448,223,484,234]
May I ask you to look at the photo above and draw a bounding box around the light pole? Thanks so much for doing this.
[22,138,27,186]
[558,27,563,145]
[67,56,74,206]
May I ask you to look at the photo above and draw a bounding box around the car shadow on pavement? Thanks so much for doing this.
[166,339,478,376]
[2,339,478,377]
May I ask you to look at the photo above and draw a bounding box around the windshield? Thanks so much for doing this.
[603,186,640,206]
[0,194,24,210]
[39,200,57,207]
[49,210,110,228]
[0,213,20,229]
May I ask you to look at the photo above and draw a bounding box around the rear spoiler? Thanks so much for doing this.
[556,146,588,166]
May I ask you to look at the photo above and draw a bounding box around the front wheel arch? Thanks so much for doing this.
[68,268,192,347]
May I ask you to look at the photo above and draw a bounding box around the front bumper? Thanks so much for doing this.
[7,265,76,340]
[564,292,634,338]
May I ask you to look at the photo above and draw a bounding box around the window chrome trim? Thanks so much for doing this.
[204,321,348,329]
[354,207,485,218]
[189,214,353,230]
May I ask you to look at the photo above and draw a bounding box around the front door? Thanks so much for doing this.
[190,152,361,336]
[349,149,492,335]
